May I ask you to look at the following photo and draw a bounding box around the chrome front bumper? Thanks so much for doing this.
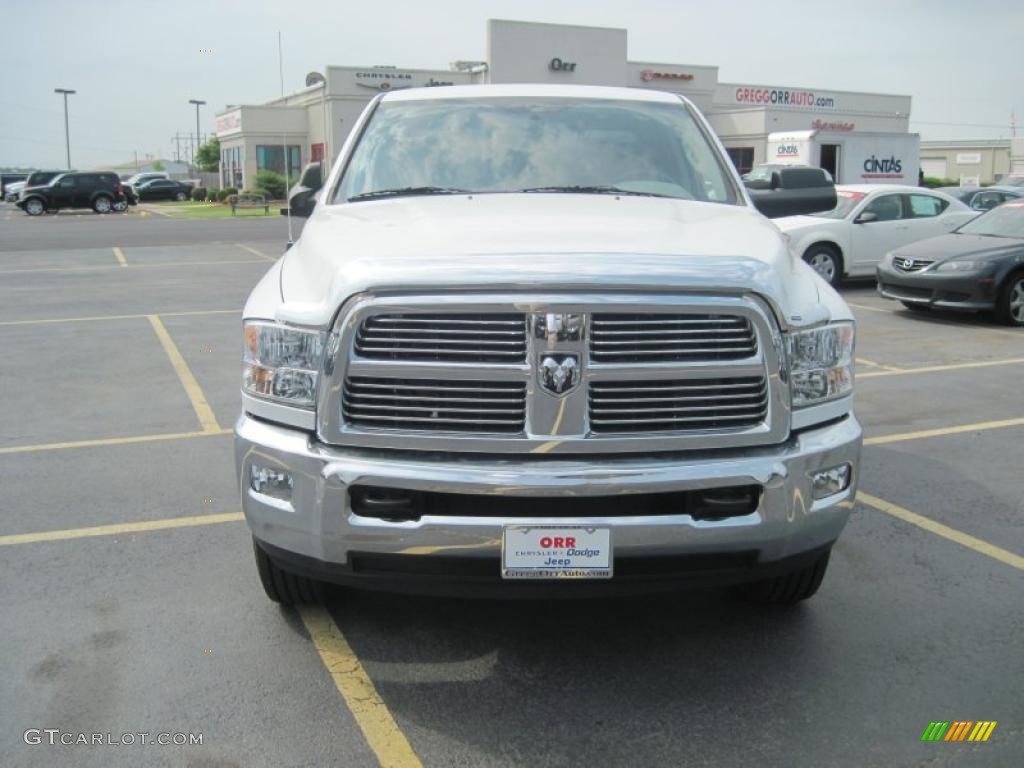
[235,413,862,578]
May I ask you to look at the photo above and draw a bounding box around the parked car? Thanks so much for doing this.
[937,185,1023,212]
[4,180,26,202]
[134,178,193,201]
[237,84,861,608]
[877,200,1024,325]
[16,171,128,215]
[0,172,29,197]
[123,171,170,192]
[998,175,1024,188]
[774,184,978,286]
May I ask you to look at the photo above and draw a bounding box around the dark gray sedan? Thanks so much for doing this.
[877,201,1024,325]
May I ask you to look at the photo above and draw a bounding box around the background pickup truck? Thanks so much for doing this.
[235,84,861,607]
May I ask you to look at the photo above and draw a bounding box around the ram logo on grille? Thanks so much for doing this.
[539,354,580,395]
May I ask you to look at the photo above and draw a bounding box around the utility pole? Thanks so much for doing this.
[54,88,76,168]
[189,99,206,170]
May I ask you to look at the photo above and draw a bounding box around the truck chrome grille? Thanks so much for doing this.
[325,296,787,453]
[589,377,769,432]
[343,377,526,433]
[589,314,756,362]
[355,313,527,363]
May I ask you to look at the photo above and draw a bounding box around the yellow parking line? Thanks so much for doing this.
[847,302,894,314]
[148,315,221,432]
[859,357,1024,379]
[858,492,1024,571]
[856,357,903,372]
[0,511,244,547]
[865,416,1024,446]
[0,258,267,275]
[0,309,240,327]
[236,243,276,261]
[0,428,232,455]
[299,606,423,768]
[113,246,127,266]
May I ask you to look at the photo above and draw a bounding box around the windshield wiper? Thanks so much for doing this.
[347,186,468,202]
[516,185,671,198]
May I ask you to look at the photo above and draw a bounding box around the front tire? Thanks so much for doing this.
[802,245,842,288]
[995,274,1024,327]
[24,198,45,216]
[93,195,112,214]
[112,199,128,212]
[735,549,831,605]
[253,539,323,605]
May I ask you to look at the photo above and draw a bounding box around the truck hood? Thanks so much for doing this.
[275,194,825,328]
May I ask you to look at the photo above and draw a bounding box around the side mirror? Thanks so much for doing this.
[285,162,324,218]
[854,211,878,224]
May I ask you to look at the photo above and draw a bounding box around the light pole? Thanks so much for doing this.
[189,99,206,169]
[54,88,76,169]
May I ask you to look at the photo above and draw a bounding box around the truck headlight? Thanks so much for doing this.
[785,322,854,408]
[243,321,326,408]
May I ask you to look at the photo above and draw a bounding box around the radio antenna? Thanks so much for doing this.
[279,30,294,247]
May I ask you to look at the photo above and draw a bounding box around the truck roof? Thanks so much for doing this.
[380,83,686,104]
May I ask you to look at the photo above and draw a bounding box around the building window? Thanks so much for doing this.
[726,147,755,176]
[256,145,301,176]
[311,143,325,163]
[220,146,244,188]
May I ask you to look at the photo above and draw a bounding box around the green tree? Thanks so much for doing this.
[195,137,220,173]
[151,159,165,171]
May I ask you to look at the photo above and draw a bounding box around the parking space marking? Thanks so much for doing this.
[0,428,232,455]
[859,357,1024,379]
[856,357,903,372]
[148,315,222,432]
[847,302,894,314]
[299,606,423,768]
[858,492,1024,571]
[113,246,127,266]
[0,308,240,327]
[0,511,243,547]
[864,416,1024,446]
[236,243,276,261]
[0,258,266,275]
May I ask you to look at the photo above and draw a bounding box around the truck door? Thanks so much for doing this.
[820,144,841,183]
[51,175,77,209]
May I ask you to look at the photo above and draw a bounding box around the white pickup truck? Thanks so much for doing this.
[235,84,861,606]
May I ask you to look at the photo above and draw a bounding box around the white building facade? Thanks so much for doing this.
[216,19,914,190]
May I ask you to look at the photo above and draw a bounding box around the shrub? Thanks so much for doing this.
[244,187,270,201]
[191,186,208,202]
[921,176,961,189]
[217,187,238,202]
[255,171,287,200]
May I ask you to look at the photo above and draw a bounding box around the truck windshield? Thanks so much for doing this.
[335,97,738,205]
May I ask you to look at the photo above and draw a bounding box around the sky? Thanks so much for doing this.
[2,0,1022,169]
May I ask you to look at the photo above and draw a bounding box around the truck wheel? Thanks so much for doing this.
[112,199,128,212]
[93,195,112,214]
[735,549,830,605]
[24,198,45,216]
[995,274,1024,327]
[175,191,188,201]
[802,245,842,288]
[253,539,323,605]
[900,301,930,312]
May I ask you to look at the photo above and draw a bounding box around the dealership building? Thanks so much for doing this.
[215,19,914,190]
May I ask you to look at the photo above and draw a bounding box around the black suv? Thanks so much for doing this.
[17,171,130,215]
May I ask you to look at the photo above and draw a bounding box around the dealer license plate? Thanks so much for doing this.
[501,526,612,580]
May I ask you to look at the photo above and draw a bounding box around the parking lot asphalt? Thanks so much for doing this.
[0,204,1021,767]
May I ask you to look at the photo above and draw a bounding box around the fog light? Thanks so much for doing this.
[250,464,293,500]
[811,464,851,500]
